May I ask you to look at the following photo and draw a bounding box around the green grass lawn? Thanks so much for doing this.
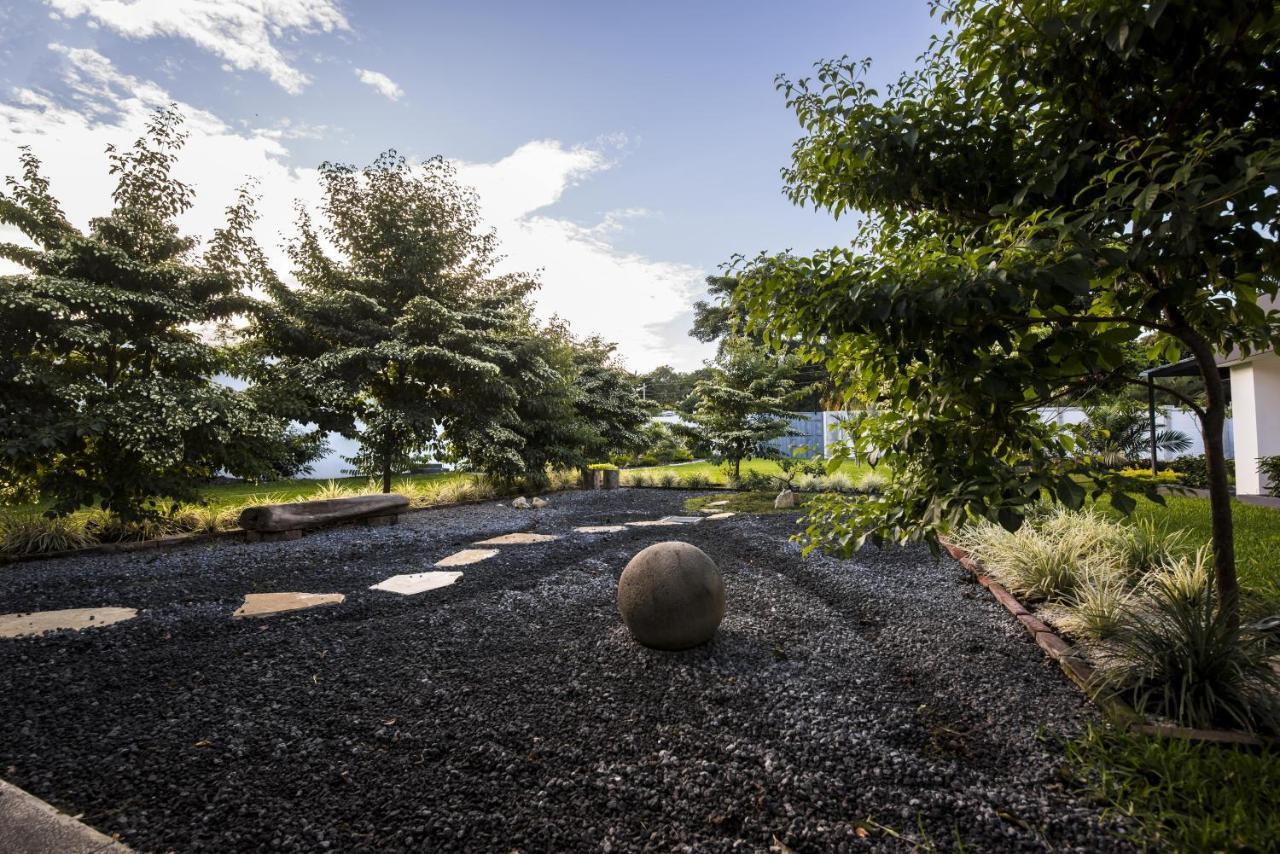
[625,457,872,485]
[1095,493,1280,613]
[1068,725,1280,851]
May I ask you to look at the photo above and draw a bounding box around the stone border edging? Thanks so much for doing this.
[938,536,1272,748]
[0,777,130,853]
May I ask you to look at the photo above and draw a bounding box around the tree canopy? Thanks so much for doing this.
[0,108,316,519]
[733,0,1280,622]
[247,151,535,492]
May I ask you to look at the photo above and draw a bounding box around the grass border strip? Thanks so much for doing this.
[0,490,569,567]
[939,536,1271,747]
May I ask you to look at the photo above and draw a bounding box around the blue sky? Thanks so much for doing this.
[0,1,940,370]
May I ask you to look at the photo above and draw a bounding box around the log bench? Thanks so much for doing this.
[238,494,410,540]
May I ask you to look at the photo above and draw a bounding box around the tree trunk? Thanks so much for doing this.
[381,451,393,494]
[1181,328,1239,628]
[732,456,742,482]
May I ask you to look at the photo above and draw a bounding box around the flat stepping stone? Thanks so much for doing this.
[626,519,683,527]
[435,548,499,567]
[706,512,736,520]
[659,516,704,525]
[0,607,138,639]
[473,532,560,545]
[370,571,462,595]
[706,500,728,507]
[233,592,344,619]
[574,525,626,534]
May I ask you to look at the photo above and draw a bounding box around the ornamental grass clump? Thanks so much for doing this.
[1042,565,1134,644]
[1099,566,1280,733]
[625,471,651,487]
[681,472,712,489]
[0,513,93,556]
[658,472,679,488]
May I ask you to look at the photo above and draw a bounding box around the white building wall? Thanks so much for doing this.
[1230,350,1280,495]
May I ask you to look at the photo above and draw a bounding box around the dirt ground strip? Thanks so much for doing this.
[0,489,1126,852]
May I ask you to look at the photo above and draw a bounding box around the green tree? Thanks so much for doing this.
[247,151,535,493]
[0,107,312,519]
[733,0,1279,624]
[450,320,652,484]
[687,336,809,481]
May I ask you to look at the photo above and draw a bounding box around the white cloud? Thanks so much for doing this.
[44,0,349,94]
[354,68,402,101]
[0,46,713,371]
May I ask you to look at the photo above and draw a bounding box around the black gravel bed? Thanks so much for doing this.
[0,489,1125,852]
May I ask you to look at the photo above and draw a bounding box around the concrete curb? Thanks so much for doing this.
[0,778,129,853]
[939,537,1272,747]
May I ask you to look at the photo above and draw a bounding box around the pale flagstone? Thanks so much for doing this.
[233,592,344,619]
[626,519,682,527]
[0,607,137,639]
[370,571,463,595]
[659,516,704,525]
[435,548,499,567]
[698,507,721,514]
[707,512,737,520]
[473,532,560,545]
[574,525,626,533]
[706,500,729,507]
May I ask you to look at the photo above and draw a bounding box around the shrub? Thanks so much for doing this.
[736,470,773,491]
[681,473,711,489]
[0,513,93,556]
[1117,468,1182,485]
[587,462,619,471]
[658,472,678,488]
[1165,455,1234,490]
[625,471,651,487]
[1259,456,1280,498]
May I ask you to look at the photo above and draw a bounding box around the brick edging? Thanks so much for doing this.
[938,536,1271,748]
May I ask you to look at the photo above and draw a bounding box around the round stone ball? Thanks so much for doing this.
[617,541,725,650]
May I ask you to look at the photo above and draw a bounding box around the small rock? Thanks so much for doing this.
[511,497,530,509]
[531,497,548,509]
[774,489,797,509]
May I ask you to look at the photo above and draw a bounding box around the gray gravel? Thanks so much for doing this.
[0,489,1126,851]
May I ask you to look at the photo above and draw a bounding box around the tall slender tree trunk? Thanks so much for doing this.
[1179,326,1239,628]
[733,455,742,482]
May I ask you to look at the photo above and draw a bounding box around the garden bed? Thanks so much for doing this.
[0,489,1126,851]
[939,538,1273,748]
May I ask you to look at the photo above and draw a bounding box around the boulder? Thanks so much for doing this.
[617,541,725,650]
[511,496,530,509]
[531,497,548,509]
[238,494,408,533]
[774,489,797,509]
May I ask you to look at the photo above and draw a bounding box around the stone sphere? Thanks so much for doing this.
[617,541,725,650]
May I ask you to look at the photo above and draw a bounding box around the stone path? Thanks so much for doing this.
[0,508,725,635]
